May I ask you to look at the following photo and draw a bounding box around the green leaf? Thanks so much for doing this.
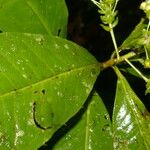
[113,67,150,150]
[52,92,113,150]
[119,19,146,50]
[145,35,150,57]
[140,1,150,19]
[0,0,68,37]
[100,24,110,32]
[120,66,142,79]
[144,59,150,69]
[0,32,100,149]
[146,79,150,94]
[112,17,119,28]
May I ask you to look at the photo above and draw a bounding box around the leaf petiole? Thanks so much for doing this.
[113,0,119,12]
[125,58,148,82]
[101,51,136,69]
[146,19,150,31]
[109,23,120,60]
[144,47,149,59]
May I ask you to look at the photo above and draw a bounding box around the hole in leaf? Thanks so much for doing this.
[102,124,110,132]
[34,90,38,94]
[104,114,109,120]
[41,89,46,95]
[32,102,52,130]
[57,29,61,36]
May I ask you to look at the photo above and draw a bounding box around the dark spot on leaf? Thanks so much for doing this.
[104,114,109,120]
[57,29,61,36]
[91,68,97,75]
[141,110,150,118]
[42,89,46,95]
[39,38,44,45]
[135,103,150,118]
[0,30,3,33]
[102,124,110,131]
[68,69,71,72]
[102,128,104,131]
[34,90,38,94]
[0,133,7,143]
[54,76,59,80]
[32,102,52,130]
[50,112,54,118]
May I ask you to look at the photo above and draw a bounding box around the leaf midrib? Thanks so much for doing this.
[121,76,150,149]
[0,63,99,98]
[26,1,51,35]
[85,100,92,150]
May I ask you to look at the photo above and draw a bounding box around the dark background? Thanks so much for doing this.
[66,0,143,61]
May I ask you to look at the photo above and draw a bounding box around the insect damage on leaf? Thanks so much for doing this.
[33,102,53,130]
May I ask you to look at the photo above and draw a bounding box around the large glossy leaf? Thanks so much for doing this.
[113,67,150,150]
[51,92,113,150]
[0,32,100,149]
[0,0,68,37]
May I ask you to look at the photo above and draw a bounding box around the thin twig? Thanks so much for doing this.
[100,52,136,70]
[125,58,148,82]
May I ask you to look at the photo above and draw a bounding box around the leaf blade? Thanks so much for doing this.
[119,19,145,50]
[113,67,150,150]
[0,32,100,149]
[52,93,113,150]
[0,0,68,37]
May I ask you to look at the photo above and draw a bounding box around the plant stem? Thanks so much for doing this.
[90,0,99,7]
[113,0,119,12]
[109,23,120,60]
[125,58,148,82]
[101,51,136,69]
[144,47,149,59]
[146,19,150,31]
[144,19,150,59]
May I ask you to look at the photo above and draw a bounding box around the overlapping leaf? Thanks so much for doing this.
[113,67,150,150]
[119,19,150,78]
[52,92,113,150]
[0,0,68,37]
[119,19,145,51]
[0,32,100,149]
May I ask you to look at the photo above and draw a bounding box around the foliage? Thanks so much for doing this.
[0,0,149,150]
